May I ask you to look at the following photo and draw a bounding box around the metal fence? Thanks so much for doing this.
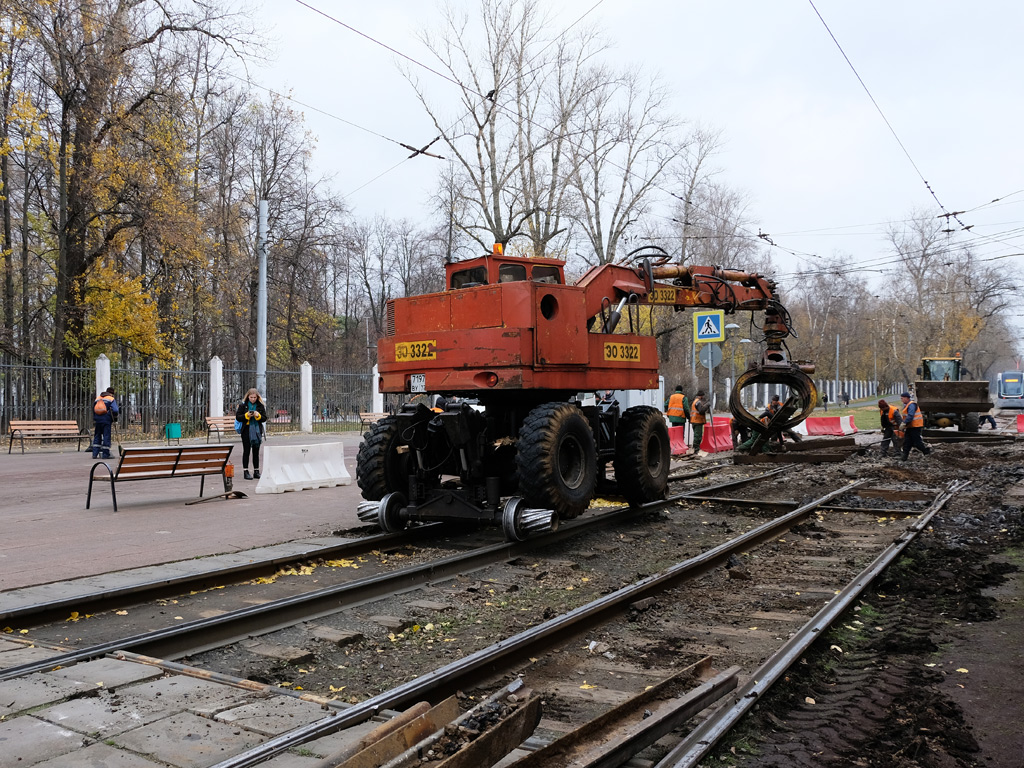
[111,365,209,437]
[1,358,375,440]
[223,369,302,434]
[309,371,376,433]
[0,358,95,430]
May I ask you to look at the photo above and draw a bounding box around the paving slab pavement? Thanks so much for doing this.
[1,432,370,594]
[0,651,373,768]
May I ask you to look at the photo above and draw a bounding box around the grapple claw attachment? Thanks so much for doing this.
[729,360,818,452]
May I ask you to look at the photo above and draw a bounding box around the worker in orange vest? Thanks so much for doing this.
[899,391,931,461]
[91,388,118,459]
[758,394,803,444]
[878,399,903,457]
[665,385,687,427]
[690,390,710,453]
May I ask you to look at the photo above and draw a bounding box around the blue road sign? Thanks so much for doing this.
[693,310,725,343]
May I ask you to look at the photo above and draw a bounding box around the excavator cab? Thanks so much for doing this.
[447,245,564,290]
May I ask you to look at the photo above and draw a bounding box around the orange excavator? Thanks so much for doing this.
[357,245,816,540]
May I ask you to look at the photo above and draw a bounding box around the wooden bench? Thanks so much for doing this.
[359,412,389,434]
[205,415,237,443]
[8,420,88,454]
[87,445,234,512]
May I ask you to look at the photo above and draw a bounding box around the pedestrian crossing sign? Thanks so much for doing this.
[693,310,725,342]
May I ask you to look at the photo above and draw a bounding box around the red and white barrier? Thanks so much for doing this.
[1017,414,1024,433]
[699,417,733,453]
[793,416,858,436]
[668,425,689,456]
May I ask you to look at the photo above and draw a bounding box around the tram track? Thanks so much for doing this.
[0,462,745,628]
[0,468,790,680]
[1,461,977,768]
[204,476,969,768]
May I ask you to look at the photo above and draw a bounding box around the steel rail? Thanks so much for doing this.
[0,464,749,625]
[2,468,791,682]
[653,478,971,768]
[1,467,782,637]
[209,479,866,768]
[0,469,790,681]
[0,526,443,624]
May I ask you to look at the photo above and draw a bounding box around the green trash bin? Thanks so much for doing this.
[165,422,182,445]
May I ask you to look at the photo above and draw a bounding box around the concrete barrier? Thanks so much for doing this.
[668,425,689,456]
[255,442,352,494]
[794,416,858,436]
[700,417,733,453]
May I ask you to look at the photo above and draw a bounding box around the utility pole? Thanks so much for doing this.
[834,333,839,404]
[256,201,268,396]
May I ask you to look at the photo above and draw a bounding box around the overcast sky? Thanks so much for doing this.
[251,0,1024,296]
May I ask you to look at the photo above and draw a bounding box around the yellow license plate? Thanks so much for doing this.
[394,340,437,361]
[603,342,641,362]
[649,287,677,304]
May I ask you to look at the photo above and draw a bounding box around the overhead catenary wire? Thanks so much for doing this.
[806,0,971,234]
[62,0,1023,277]
[286,0,1022,276]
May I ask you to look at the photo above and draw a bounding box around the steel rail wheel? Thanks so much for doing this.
[376,492,407,532]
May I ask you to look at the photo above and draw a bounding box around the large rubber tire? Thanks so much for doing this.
[517,403,597,519]
[356,417,411,501]
[962,412,980,433]
[614,406,670,506]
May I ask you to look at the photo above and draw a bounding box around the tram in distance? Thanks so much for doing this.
[996,371,1024,408]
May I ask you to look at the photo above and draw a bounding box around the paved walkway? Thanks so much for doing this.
[1,431,369,593]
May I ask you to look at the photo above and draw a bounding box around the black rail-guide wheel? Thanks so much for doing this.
[377,492,408,532]
[356,416,411,501]
[517,403,598,519]
[614,406,670,505]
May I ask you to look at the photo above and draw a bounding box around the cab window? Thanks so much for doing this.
[532,265,561,284]
[450,266,488,289]
[498,264,527,283]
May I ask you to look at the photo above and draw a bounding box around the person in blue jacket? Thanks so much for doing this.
[91,387,119,459]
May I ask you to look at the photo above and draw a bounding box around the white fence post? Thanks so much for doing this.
[372,364,384,413]
[209,356,224,417]
[301,361,313,433]
[95,354,110,396]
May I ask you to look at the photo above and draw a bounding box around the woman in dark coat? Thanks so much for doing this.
[235,388,268,479]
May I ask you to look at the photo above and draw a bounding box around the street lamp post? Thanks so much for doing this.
[725,323,740,402]
[739,338,752,407]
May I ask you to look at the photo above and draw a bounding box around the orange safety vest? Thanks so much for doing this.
[690,397,706,425]
[901,401,924,428]
[881,405,899,425]
[767,401,781,416]
[666,392,686,419]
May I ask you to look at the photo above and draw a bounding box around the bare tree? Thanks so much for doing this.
[571,68,683,266]
[410,0,605,255]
